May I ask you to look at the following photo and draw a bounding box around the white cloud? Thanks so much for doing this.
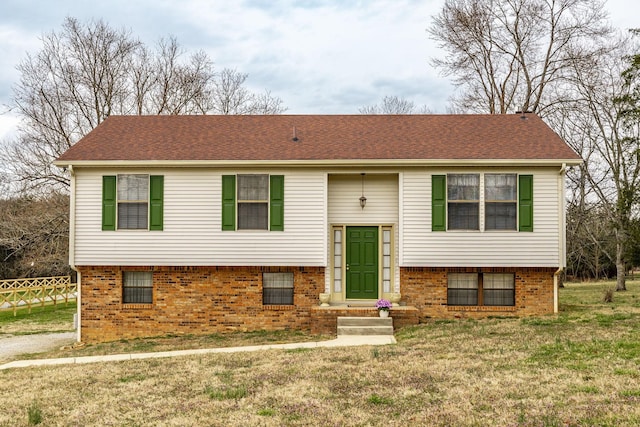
[170,0,450,113]
[0,111,19,141]
[0,24,42,99]
[0,0,635,143]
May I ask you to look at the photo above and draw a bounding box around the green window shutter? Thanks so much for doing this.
[518,175,533,232]
[149,175,164,231]
[222,175,236,231]
[102,176,116,231]
[270,175,284,231]
[432,175,446,231]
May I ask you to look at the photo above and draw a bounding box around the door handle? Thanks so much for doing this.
[346,264,350,271]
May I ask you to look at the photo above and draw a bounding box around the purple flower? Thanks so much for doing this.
[375,298,392,311]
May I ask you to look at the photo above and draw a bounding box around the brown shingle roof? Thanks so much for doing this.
[55,114,581,164]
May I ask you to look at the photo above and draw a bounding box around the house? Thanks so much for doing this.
[54,114,582,343]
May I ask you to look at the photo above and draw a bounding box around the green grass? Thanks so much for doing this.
[1,280,640,426]
[0,301,76,335]
[206,385,249,400]
[26,400,42,425]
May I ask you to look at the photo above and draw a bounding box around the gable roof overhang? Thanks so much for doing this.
[54,114,583,168]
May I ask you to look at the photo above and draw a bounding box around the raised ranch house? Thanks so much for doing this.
[55,114,581,343]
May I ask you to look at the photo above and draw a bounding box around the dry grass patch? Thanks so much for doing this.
[1,281,640,426]
[10,329,330,362]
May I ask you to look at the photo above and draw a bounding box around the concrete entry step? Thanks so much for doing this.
[337,316,393,327]
[337,316,394,336]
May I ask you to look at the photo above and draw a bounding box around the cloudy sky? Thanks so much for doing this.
[0,0,636,141]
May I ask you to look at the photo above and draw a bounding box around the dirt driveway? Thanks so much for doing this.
[0,332,76,361]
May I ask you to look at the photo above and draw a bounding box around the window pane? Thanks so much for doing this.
[483,273,515,306]
[238,203,268,230]
[448,289,478,305]
[485,174,516,201]
[448,203,479,230]
[447,174,479,200]
[263,272,294,305]
[263,272,294,289]
[334,228,342,293]
[484,289,515,306]
[118,174,148,201]
[448,273,478,305]
[484,273,514,289]
[118,203,148,229]
[485,202,517,230]
[123,271,152,304]
[238,175,268,200]
[448,273,478,289]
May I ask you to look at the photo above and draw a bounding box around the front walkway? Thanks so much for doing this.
[0,334,396,370]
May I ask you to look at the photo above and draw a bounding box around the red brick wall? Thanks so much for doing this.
[78,265,556,342]
[77,266,324,343]
[400,267,556,320]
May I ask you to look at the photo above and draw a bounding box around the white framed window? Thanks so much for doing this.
[447,174,480,230]
[238,174,269,230]
[382,228,392,293]
[333,228,343,293]
[485,174,517,230]
[263,272,294,305]
[117,174,149,230]
[122,271,153,304]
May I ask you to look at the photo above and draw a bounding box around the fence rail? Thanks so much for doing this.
[0,276,76,315]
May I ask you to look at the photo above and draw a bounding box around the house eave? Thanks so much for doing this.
[53,158,583,169]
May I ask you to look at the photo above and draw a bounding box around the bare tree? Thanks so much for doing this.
[0,192,70,279]
[359,95,431,114]
[211,68,286,115]
[2,17,286,193]
[428,0,611,116]
[558,34,640,290]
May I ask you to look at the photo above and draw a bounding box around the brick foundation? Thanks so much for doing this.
[77,265,556,343]
[400,267,556,321]
[77,266,324,343]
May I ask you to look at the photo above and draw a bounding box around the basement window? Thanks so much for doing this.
[447,273,515,307]
[122,271,153,304]
[263,272,294,305]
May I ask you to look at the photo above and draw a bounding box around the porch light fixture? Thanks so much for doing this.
[359,173,367,209]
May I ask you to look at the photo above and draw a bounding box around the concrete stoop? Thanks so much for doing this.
[337,316,394,336]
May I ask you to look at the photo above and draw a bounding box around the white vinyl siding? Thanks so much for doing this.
[401,168,562,267]
[327,174,399,224]
[73,168,326,266]
[326,174,400,294]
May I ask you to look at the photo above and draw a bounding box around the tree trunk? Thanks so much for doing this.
[616,240,627,291]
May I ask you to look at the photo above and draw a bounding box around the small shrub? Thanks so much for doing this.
[257,408,276,416]
[207,385,248,400]
[27,400,43,425]
[602,287,614,303]
[367,394,393,405]
[620,389,640,399]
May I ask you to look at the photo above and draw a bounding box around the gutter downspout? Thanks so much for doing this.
[554,163,568,314]
[67,165,81,343]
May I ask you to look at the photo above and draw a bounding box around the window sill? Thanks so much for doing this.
[447,305,516,312]
[122,303,154,309]
[263,305,295,310]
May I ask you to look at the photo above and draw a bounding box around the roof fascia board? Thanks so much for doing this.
[53,158,583,168]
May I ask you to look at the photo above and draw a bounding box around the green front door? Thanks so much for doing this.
[346,226,378,299]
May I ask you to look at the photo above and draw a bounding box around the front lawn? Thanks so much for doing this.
[1,281,639,426]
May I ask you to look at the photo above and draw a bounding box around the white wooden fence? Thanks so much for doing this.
[0,276,76,315]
